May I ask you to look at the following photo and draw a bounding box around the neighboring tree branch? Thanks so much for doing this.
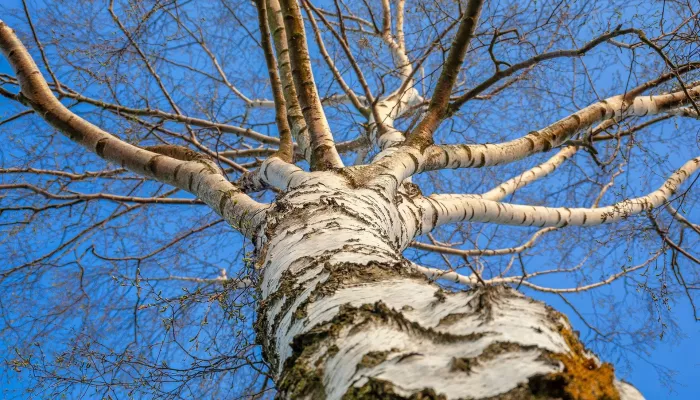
[0,183,202,205]
[449,28,641,113]
[665,203,700,235]
[649,214,700,264]
[412,226,556,257]
[412,249,663,293]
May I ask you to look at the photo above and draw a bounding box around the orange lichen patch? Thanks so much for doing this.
[549,326,620,400]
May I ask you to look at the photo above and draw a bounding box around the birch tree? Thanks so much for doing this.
[1,0,699,398]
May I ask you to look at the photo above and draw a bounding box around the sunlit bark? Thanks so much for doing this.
[254,170,643,399]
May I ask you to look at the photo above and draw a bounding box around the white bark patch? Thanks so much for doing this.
[300,280,566,350]
[257,171,643,399]
[304,280,571,399]
[326,325,558,400]
[615,380,646,400]
[413,156,699,233]
[270,276,572,398]
[369,88,423,153]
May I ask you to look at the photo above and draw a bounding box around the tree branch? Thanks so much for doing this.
[449,28,642,112]
[266,0,313,162]
[255,0,293,163]
[303,0,370,115]
[414,156,699,233]
[665,203,700,235]
[0,20,267,237]
[278,0,343,170]
[422,86,700,172]
[405,0,484,149]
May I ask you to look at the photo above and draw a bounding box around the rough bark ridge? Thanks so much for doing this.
[253,171,643,399]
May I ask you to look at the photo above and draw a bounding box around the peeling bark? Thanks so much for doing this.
[252,172,643,399]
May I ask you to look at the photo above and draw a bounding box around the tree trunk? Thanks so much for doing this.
[255,174,644,399]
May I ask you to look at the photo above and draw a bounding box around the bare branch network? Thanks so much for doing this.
[0,0,698,398]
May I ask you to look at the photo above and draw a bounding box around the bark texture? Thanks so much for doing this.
[253,172,644,400]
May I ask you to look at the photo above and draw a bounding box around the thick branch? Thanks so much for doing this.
[0,21,267,237]
[405,0,484,148]
[267,0,312,162]
[360,86,699,199]
[255,0,293,163]
[422,87,700,172]
[413,157,699,233]
[278,0,343,170]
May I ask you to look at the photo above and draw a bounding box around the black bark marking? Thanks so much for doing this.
[95,138,109,158]
[542,139,552,152]
[462,145,473,167]
[571,113,582,128]
[173,163,183,181]
[428,199,439,228]
[219,193,229,215]
[599,100,609,118]
[525,136,536,152]
[146,155,164,175]
[263,163,271,182]
[407,152,420,174]
[477,152,486,167]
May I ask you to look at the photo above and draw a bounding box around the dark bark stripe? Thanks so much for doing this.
[95,137,109,158]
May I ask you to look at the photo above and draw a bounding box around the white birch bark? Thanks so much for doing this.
[410,157,699,233]
[421,91,700,172]
[254,170,644,399]
[0,21,268,236]
[368,88,424,154]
